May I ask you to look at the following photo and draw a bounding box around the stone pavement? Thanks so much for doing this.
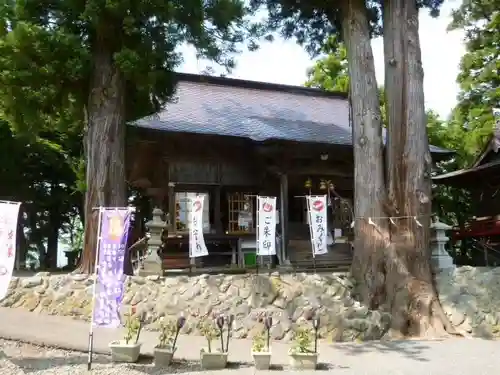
[0,307,499,374]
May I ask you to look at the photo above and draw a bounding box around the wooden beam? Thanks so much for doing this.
[280,173,289,263]
[267,165,352,178]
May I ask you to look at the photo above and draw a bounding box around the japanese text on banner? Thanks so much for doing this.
[189,196,208,258]
[307,195,328,256]
[0,202,21,300]
[257,196,277,256]
[93,208,132,328]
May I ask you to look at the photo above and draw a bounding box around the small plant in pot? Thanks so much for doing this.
[109,306,143,363]
[198,314,233,370]
[154,316,186,367]
[252,315,273,370]
[288,316,320,370]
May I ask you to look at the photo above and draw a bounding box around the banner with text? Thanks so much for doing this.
[189,196,209,258]
[93,208,132,328]
[306,195,328,256]
[257,196,277,256]
[0,201,21,300]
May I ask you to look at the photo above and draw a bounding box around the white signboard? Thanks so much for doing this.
[189,196,209,258]
[0,201,21,300]
[257,196,277,256]
[306,195,328,256]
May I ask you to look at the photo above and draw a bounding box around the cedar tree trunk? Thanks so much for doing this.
[77,24,127,274]
[382,0,455,337]
[45,206,60,270]
[340,0,389,308]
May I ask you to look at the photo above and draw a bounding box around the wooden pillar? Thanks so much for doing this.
[279,173,289,263]
[214,185,222,234]
[168,182,176,234]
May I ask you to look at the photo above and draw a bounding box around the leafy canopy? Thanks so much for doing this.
[249,0,445,56]
[448,0,499,164]
[0,0,259,135]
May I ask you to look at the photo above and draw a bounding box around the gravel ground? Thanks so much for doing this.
[0,339,330,375]
[0,339,205,375]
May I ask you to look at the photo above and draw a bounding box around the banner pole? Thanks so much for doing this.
[255,196,260,275]
[87,207,104,371]
[306,197,317,274]
[15,203,22,271]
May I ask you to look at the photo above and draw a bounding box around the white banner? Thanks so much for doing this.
[306,195,328,256]
[189,196,209,258]
[0,201,21,300]
[257,196,277,256]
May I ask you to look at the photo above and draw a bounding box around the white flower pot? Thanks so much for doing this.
[252,351,271,370]
[154,346,175,367]
[109,341,141,363]
[289,351,318,370]
[200,349,228,370]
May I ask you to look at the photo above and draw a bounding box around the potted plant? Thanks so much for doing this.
[288,325,318,370]
[154,316,186,367]
[252,315,272,370]
[109,306,143,363]
[198,315,231,370]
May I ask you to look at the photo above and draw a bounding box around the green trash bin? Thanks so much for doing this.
[244,252,257,267]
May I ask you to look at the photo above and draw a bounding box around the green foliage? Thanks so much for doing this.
[0,0,260,135]
[304,36,387,126]
[252,331,267,352]
[448,0,499,162]
[123,307,142,344]
[0,116,83,269]
[291,326,313,354]
[157,317,177,349]
[60,216,84,253]
[198,320,218,353]
[304,36,348,93]
[430,0,499,227]
[249,0,444,56]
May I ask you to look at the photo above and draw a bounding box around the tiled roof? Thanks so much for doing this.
[132,73,450,154]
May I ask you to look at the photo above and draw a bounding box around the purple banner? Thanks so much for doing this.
[93,208,132,328]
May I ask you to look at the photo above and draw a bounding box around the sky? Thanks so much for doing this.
[177,1,466,120]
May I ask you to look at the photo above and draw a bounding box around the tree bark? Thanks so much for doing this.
[382,0,455,337]
[45,208,60,270]
[339,0,389,308]
[77,25,127,274]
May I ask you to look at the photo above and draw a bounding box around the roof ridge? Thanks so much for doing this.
[174,72,348,100]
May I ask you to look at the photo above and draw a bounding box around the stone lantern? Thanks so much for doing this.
[430,218,455,272]
[140,207,166,276]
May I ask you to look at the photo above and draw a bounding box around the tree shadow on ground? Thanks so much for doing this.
[115,358,255,374]
[332,340,432,362]
[127,359,344,373]
[0,350,110,373]
[2,348,349,374]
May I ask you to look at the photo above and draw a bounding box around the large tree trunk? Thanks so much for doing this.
[45,207,60,270]
[339,0,388,308]
[382,0,455,337]
[77,26,127,274]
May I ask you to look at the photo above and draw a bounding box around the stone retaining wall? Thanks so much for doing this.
[1,272,390,342]
[437,266,500,338]
[2,266,500,341]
